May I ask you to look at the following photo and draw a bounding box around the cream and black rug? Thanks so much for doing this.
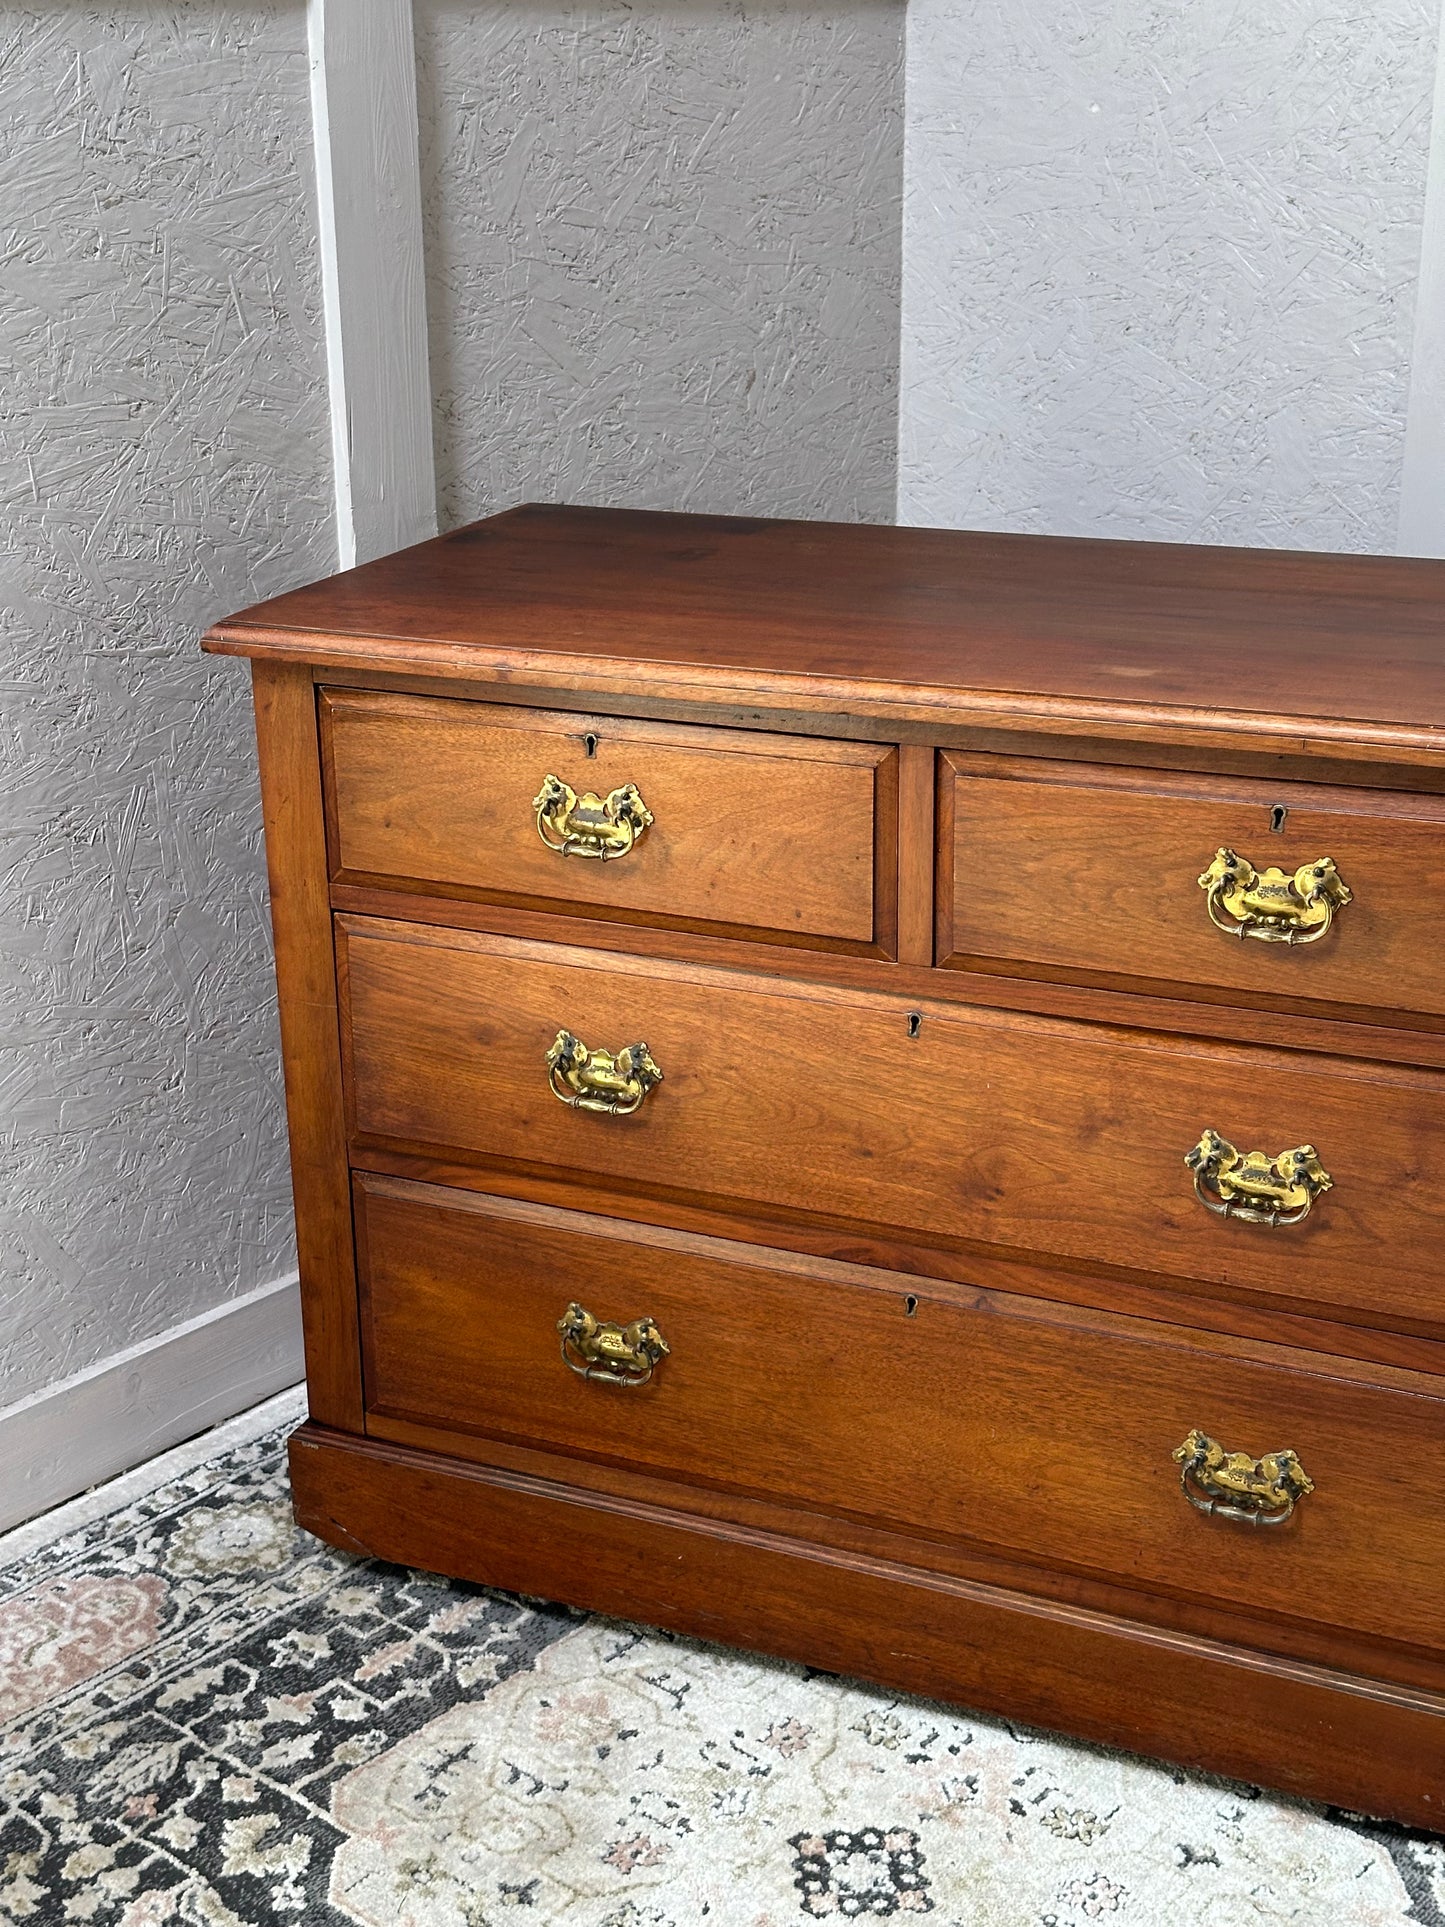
[1,1389,1439,1925]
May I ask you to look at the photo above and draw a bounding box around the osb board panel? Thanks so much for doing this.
[414,0,906,529]
[0,6,335,1405]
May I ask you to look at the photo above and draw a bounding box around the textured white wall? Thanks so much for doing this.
[899,0,1439,550]
[6,0,1441,1439]
[415,0,905,529]
[0,6,332,1406]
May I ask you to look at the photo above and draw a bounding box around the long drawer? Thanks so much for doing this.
[939,752,1445,1022]
[356,1175,1445,1656]
[338,916,1445,1332]
[322,689,897,951]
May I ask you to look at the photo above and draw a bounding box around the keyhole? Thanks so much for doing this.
[1269,804,1288,834]
[907,1012,922,1038]
[584,733,599,758]
[904,1294,918,1317]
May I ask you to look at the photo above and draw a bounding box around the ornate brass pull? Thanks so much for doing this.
[546,1029,663,1115]
[533,773,653,859]
[1185,1130,1332,1227]
[1172,1429,1314,1526]
[558,1302,669,1386]
[1198,847,1352,945]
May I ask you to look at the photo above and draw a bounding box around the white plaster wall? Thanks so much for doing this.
[415,0,905,529]
[899,0,1438,550]
[0,5,333,1406]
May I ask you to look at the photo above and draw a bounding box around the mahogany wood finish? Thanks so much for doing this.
[250,664,363,1430]
[322,690,898,954]
[328,880,1445,1071]
[288,1424,1445,1831]
[939,751,1445,1024]
[366,1396,1445,1698]
[338,916,1445,1333]
[895,743,935,965]
[205,504,1445,768]
[356,1176,1445,1656]
[207,505,1445,1828]
[355,1146,1445,1378]
[316,662,1445,797]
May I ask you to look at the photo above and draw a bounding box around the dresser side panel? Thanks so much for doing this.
[252,661,363,1429]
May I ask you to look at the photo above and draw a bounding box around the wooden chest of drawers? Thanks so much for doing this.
[204,505,1445,1828]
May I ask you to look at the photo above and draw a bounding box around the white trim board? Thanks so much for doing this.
[0,1384,308,1574]
[1399,0,1445,556]
[0,1273,304,1536]
[308,0,437,568]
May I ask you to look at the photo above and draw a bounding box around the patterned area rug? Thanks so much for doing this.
[1,1392,1440,1926]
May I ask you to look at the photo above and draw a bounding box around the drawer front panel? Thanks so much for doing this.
[939,754,1445,1021]
[322,690,895,949]
[357,1176,1445,1653]
[340,918,1445,1329]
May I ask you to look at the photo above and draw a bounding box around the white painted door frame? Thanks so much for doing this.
[1399,0,1445,556]
[308,0,437,568]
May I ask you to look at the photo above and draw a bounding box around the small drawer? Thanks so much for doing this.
[937,753,1445,1024]
[321,690,897,952]
[338,917,1445,1336]
[356,1176,1445,1656]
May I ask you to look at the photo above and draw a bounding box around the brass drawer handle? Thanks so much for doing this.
[558,1302,669,1386]
[546,1029,663,1115]
[1185,1129,1332,1227]
[1173,1429,1314,1526]
[533,773,653,859]
[1198,847,1352,945]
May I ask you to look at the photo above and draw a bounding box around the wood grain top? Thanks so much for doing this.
[203,504,1445,760]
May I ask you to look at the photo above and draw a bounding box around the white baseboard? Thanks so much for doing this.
[0,1274,305,1535]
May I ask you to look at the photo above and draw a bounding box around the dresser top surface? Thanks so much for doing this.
[204,503,1445,756]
